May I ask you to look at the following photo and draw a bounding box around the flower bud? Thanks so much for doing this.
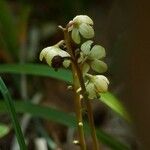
[73,140,79,145]
[92,75,109,92]
[84,74,109,99]
[79,23,94,39]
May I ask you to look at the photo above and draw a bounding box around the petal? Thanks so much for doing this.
[58,50,70,57]
[79,23,94,39]
[45,49,58,66]
[78,52,84,63]
[39,47,49,61]
[73,15,93,25]
[90,45,106,59]
[90,59,107,73]
[81,40,93,55]
[82,63,90,74]
[71,28,80,44]
[58,50,70,68]
[86,82,97,99]
[95,75,109,85]
[93,75,109,93]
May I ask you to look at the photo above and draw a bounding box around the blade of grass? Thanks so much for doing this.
[0,63,130,121]
[0,101,129,150]
[100,92,131,122]
[0,77,27,150]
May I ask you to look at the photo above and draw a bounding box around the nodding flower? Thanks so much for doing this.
[69,15,94,44]
[77,74,109,99]
[39,43,70,69]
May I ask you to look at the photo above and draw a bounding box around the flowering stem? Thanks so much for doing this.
[62,25,99,150]
[74,62,100,150]
[62,28,86,150]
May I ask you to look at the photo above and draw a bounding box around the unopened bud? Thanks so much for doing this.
[92,75,109,93]
[73,140,80,145]
[67,85,73,90]
[78,122,83,126]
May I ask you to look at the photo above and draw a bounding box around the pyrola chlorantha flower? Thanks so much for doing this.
[78,40,107,74]
[77,74,109,99]
[69,15,94,44]
[86,74,109,99]
[39,44,70,68]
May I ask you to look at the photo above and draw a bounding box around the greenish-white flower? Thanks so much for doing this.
[91,75,109,92]
[79,40,107,73]
[85,74,109,99]
[69,15,94,44]
[39,45,70,68]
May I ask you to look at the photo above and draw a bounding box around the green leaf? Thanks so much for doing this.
[0,101,129,150]
[0,77,27,150]
[0,63,130,121]
[0,64,72,83]
[100,92,131,122]
[0,123,10,138]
